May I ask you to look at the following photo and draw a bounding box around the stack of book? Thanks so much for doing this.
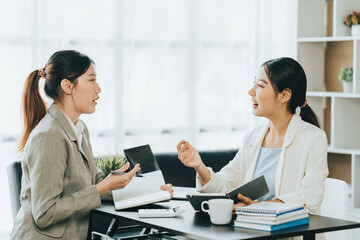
[234,202,309,231]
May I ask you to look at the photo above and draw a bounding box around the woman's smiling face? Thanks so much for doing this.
[248,67,280,118]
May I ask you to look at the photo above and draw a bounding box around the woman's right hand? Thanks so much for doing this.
[177,140,203,168]
[96,162,140,196]
[177,140,211,185]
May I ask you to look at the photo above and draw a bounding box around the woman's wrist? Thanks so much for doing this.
[194,162,208,175]
[96,181,108,196]
[195,163,211,185]
[194,162,204,171]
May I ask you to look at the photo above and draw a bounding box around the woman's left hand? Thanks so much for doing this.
[233,193,258,211]
[160,183,174,197]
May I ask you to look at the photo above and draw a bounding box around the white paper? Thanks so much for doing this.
[112,170,171,210]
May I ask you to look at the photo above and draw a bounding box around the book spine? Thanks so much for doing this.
[235,214,309,226]
[235,211,277,217]
[233,217,309,232]
[238,209,277,214]
[271,217,309,231]
[236,206,304,216]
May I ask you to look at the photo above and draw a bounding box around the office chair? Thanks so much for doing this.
[6,161,22,220]
[321,178,351,240]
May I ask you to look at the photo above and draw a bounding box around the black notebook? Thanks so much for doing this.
[123,144,160,175]
[186,175,269,211]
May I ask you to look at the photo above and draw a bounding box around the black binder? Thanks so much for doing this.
[186,175,269,211]
[123,144,160,175]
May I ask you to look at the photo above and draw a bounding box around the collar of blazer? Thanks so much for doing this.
[282,114,302,148]
[249,114,303,149]
[275,114,303,195]
[246,114,303,187]
[48,103,77,142]
[47,103,92,163]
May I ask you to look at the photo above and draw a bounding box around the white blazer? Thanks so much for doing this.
[196,113,329,214]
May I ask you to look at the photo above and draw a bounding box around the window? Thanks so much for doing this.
[0,0,296,237]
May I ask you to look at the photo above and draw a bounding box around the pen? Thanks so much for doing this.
[111,170,143,177]
[111,170,126,175]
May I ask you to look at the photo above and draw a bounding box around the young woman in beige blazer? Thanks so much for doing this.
[177,57,329,215]
[11,50,171,240]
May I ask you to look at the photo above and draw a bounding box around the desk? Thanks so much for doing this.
[90,200,360,240]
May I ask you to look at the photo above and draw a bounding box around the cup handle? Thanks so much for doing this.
[201,201,210,213]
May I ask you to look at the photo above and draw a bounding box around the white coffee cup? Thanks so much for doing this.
[201,198,234,225]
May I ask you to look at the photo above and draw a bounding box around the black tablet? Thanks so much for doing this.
[123,144,160,174]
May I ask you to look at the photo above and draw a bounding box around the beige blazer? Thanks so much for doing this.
[197,113,329,215]
[11,104,104,240]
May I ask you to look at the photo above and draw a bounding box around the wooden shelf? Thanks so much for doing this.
[328,147,360,155]
[298,36,360,42]
[297,0,360,208]
[307,91,360,98]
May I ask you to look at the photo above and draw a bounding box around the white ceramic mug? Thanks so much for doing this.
[201,198,234,225]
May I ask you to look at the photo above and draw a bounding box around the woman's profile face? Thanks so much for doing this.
[248,67,280,118]
[72,64,101,115]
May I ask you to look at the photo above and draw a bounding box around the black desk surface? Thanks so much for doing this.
[92,200,360,240]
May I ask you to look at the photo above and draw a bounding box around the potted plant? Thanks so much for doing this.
[95,153,127,177]
[344,11,360,36]
[338,66,353,93]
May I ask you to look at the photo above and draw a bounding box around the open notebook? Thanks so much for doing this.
[172,186,197,200]
[112,170,171,210]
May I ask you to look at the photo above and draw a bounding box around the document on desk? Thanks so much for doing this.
[112,170,171,210]
[172,186,197,200]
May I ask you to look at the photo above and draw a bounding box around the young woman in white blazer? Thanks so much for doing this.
[177,57,328,215]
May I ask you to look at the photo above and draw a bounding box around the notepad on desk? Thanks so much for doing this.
[236,208,309,225]
[236,202,305,216]
[234,202,309,231]
[112,170,171,210]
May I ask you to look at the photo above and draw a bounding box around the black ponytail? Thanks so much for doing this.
[262,57,320,128]
[300,105,320,128]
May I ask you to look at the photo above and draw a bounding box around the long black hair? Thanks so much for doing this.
[19,50,94,151]
[261,57,320,128]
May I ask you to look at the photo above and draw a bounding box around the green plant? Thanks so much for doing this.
[338,67,353,83]
[95,153,127,177]
[344,11,360,27]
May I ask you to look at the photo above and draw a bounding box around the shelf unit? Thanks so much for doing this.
[296,0,360,208]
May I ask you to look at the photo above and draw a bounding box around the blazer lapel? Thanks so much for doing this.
[275,114,302,195]
[48,104,91,164]
[81,127,98,179]
[246,125,269,181]
[81,132,93,165]
[77,137,91,164]
[48,104,77,142]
